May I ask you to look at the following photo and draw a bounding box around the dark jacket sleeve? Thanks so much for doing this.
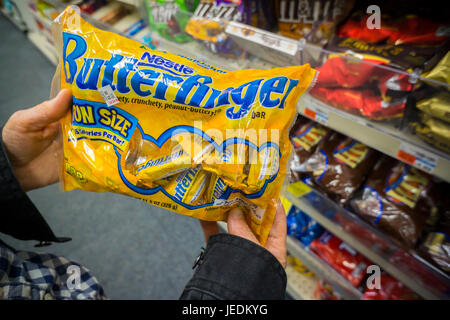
[180,233,287,300]
[0,126,70,244]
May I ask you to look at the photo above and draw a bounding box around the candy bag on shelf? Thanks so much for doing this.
[302,132,380,205]
[185,0,247,58]
[350,156,443,248]
[145,0,199,43]
[363,273,421,300]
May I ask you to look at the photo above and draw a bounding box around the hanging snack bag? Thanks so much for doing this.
[51,6,317,245]
[185,0,247,58]
[145,0,199,43]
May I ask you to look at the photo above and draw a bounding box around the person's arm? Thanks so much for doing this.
[0,90,72,243]
[180,206,287,300]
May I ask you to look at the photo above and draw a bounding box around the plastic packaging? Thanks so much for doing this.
[51,6,317,245]
[310,231,371,287]
[350,156,443,248]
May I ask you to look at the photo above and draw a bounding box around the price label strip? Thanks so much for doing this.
[303,104,329,126]
[288,181,311,198]
[396,143,439,174]
[226,22,298,56]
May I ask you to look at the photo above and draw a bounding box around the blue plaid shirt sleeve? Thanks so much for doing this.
[0,243,106,300]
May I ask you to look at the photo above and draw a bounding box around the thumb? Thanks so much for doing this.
[22,89,72,130]
[227,208,259,245]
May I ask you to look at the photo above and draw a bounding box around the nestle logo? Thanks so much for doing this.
[139,52,195,76]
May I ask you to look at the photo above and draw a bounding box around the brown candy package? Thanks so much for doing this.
[350,156,443,249]
[419,210,450,274]
[304,132,379,205]
[277,0,354,45]
[326,36,449,73]
[289,116,332,172]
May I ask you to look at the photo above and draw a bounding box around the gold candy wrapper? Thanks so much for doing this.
[53,7,317,245]
[414,112,450,154]
[416,90,450,124]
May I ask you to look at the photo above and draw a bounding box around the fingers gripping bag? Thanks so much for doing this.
[50,6,317,245]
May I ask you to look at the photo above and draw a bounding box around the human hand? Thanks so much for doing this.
[199,201,287,268]
[227,203,287,268]
[199,219,220,244]
[2,89,72,191]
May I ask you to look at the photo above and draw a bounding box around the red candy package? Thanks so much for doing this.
[310,231,371,287]
[338,14,449,46]
[311,87,407,120]
[363,273,421,300]
[315,55,387,88]
[314,280,340,300]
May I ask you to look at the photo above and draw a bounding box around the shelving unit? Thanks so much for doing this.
[286,236,363,300]
[285,262,317,300]
[27,31,58,65]
[283,183,450,300]
[1,7,27,31]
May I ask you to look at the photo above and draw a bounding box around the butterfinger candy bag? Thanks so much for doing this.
[303,132,379,205]
[289,116,331,172]
[51,6,317,245]
[350,156,443,249]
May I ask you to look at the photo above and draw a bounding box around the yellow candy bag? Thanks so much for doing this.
[51,6,317,245]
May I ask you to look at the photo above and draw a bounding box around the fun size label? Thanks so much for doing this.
[396,142,439,174]
[70,98,138,151]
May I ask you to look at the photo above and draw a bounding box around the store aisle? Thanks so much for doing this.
[0,15,205,299]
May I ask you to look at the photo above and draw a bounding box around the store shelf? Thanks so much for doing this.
[146,19,450,185]
[298,94,450,184]
[225,21,300,68]
[147,31,272,72]
[30,9,52,30]
[42,0,83,10]
[286,236,362,300]
[28,32,58,66]
[1,7,27,31]
[283,183,450,300]
[285,262,317,300]
[116,0,139,6]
